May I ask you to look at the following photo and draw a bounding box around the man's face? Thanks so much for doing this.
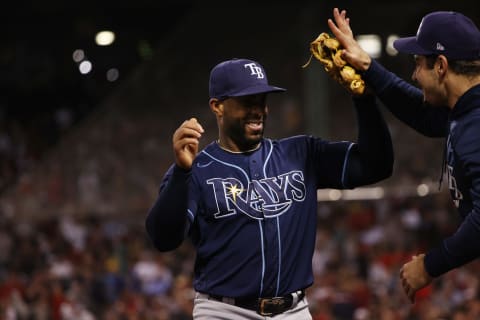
[411,55,447,106]
[220,93,268,150]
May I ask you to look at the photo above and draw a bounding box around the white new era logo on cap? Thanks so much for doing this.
[436,42,445,51]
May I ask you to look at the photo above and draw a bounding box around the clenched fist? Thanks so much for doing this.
[173,117,204,170]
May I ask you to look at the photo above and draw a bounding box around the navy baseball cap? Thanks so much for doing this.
[209,58,286,99]
[393,11,480,60]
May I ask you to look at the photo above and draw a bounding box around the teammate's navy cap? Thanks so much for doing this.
[393,11,480,60]
[209,58,286,99]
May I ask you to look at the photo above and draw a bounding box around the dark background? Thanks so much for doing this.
[0,0,193,156]
[1,0,479,197]
[1,2,480,319]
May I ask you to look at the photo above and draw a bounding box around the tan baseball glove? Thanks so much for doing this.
[303,32,365,95]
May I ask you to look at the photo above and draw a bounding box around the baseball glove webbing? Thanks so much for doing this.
[303,32,366,95]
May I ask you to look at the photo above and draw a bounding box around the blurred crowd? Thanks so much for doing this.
[1,189,480,319]
[309,193,480,320]
[0,52,476,320]
[0,106,77,195]
[0,212,195,320]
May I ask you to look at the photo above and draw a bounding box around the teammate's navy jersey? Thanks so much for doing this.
[364,60,480,278]
[184,137,351,297]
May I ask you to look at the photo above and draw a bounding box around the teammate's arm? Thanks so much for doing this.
[328,7,449,138]
[145,118,204,252]
[424,116,480,277]
[401,115,480,302]
[363,60,449,138]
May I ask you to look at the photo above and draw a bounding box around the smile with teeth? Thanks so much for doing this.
[246,120,263,131]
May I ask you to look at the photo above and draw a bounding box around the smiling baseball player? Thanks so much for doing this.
[145,58,393,319]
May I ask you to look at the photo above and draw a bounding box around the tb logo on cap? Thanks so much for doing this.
[244,63,264,79]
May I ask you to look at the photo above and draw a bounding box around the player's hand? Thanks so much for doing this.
[173,117,204,170]
[399,254,432,304]
[327,8,372,72]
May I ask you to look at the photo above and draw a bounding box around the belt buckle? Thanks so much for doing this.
[258,297,285,316]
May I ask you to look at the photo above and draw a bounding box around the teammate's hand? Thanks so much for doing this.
[173,117,204,170]
[399,253,433,304]
[327,8,372,73]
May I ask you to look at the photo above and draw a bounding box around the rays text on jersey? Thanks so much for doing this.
[207,170,306,219]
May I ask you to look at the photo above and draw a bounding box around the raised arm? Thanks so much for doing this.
[342,94,393,187]
[328,8,449,138]
[145,118,204,252]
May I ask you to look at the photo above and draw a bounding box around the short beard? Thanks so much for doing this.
[228,122,264,151]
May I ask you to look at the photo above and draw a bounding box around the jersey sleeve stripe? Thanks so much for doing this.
[341,143,355,188]
[187,209,195,222]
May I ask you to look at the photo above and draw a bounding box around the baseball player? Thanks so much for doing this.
[145,58,393,319]
[328,8,480,303]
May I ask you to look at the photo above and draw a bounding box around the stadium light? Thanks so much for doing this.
[95,31,116,46]
[106,68,120,82]
[417,184,429,197]
[386,34,399,56]
[356,34,382,58]
[72,49,85,62]
[79,60,92,74]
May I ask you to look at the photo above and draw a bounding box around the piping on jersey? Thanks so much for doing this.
[262,139,282,296]
[201,142,288,297]
[341,143,354,188]
[262,139,283,297]
[202,149,269,296]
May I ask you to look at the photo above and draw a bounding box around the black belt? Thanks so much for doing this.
[208,290,305,316]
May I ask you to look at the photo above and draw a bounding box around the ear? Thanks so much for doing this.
[209,98,223,116]
[436,55,449,77]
